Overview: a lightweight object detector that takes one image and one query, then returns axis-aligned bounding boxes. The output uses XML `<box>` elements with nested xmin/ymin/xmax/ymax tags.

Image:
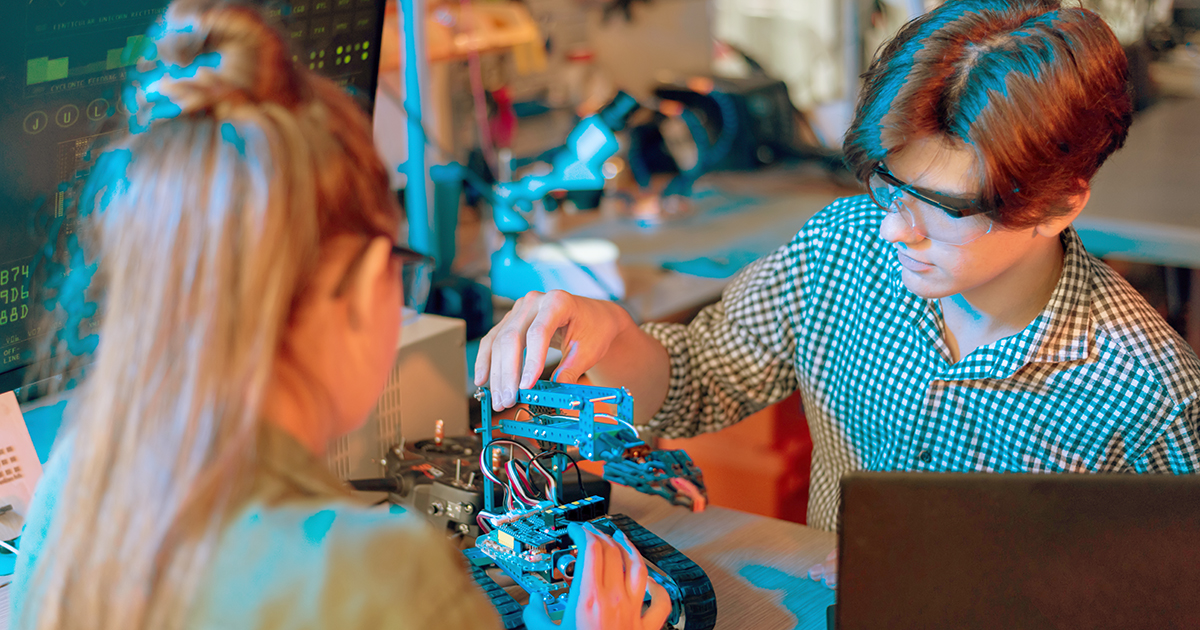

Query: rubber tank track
<box><xmin>463</xmin><ymin>547</ymin><xmax>527</xmax><ymax>630</ymax></box>
<box><xmin>608</xmin><ymin>513</ymin><xmax>718</xmax><ymax>630</ymax></box>
<box><xmin>463</xmin><ymin>516</ymin><xmax>717</xmax><ymax>630</ymax></box>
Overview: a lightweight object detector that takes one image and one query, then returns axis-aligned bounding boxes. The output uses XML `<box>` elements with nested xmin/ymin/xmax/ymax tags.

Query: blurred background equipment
<box><xmin>0</xmin><ymin>0</ymin><xmax>456</xmax><ymax>492</ymax></box>
<box><xmin>328</xmin><ymin>312</ymin><xmax>469</xmax><ymax>481</ymax></box>
<box><xmin>0</xmin><ymin>0</ymin><xmax>389</xmax><ymax>396</ymax></box>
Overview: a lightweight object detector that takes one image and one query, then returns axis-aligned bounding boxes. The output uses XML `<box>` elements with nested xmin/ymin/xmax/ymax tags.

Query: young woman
<box><xmin>11</xmin><ymin>1</ymin><xmax>668</xmax><ymax>628</ymax></box>
<box><xmin>475</xmin><ymin>0</ymin><xmax>1200</xmax><ymax>588</ymax></box>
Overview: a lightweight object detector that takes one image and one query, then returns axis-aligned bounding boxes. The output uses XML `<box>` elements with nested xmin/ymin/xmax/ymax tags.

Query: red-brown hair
<box><xmin>844</xmin><ymin>0</ymin><xmax>1132</xmax><ymax>228</ymax></box>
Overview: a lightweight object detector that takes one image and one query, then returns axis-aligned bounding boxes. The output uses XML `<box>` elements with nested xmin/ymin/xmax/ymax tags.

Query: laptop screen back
<box><xmin>837</xmin><ymin>472</ymin><xmax>1200</xmax><ymax>630</ymax></box>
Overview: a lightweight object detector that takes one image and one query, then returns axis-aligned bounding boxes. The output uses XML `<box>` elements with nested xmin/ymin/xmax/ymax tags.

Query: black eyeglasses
<box><xmin>867</xmin><ymin>163</ymin><xmax>995</xmax><ymax>246</ymax></box>
<box><xmin>393</xmin><ymin>245</ymin><xmax>434</xmax><ymax>314</ymax></box>
<box><xmin>869</xmin><ymin>163</ymin><xmax>989</xmax><ymax>219</ymax></box>
<box><xmin>333</xmin><ymin>242</ymin><xmax>435</xmax><ymax>314</ymax></box>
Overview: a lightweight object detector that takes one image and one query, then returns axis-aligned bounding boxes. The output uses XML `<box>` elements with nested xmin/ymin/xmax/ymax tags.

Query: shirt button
<box><xmin>917</xmin><ymin>449</ymin><xmax>932</xmax><ymax>464</ymax></box>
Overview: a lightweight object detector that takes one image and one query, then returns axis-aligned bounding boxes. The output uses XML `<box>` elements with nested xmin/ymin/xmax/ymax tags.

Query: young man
<box><xmin>475</xmin><ymin>0</ymin><xmax>1200</xmax><ymax>588</ymax></box>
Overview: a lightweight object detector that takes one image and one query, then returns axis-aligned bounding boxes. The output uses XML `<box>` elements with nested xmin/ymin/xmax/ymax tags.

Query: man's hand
<box><xmin>807</xmin><ymin>548</ymin><xmax>838</xmax><ymax>589</ymax></box>
<box><xmin>523</xmin><ymin>522</ymin><xmax>672</xmax><ymax>630</ymax></box>
<box><xmin>475</xmin><ymin>290</ymin><xmax>634</xmax><ymax>411</ymax></box>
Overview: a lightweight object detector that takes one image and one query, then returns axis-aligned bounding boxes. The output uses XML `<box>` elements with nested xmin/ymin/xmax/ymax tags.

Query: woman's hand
<box><xmin>806</xmin><ymin>547</ymin><xmax>838</xmax><ymax>589</ymax></box>
<box><xmin>523</xmin><ymin>522</ymin><xmax>672</xmax><ymax>630</ymax></box>
<box><xmin>475</xmin><ymin>290</ymin><xmax>635</xmax><ymax>411</ymax></box>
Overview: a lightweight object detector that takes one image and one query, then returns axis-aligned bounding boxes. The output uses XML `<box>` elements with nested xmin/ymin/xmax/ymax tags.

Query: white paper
<box><xmin>0</xmin><ymin>392</ymin><xmax>43</xmax><ymax>541</ymax></box>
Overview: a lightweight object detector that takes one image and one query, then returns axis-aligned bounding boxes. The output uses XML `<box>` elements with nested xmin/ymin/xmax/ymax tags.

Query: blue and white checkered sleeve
<box><xmin>639</xmin><ymin>228</ymin><xmax>819</xmax><ymax>439</ymax></box>
<box><xmin>1140</xmin><ymin>399</ymin><xmax>1200</xmax><ymax>473</ymax></box>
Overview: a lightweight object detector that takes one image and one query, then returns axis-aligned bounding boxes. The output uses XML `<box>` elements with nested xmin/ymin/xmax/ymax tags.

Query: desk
<box><xmin>609</xmin><ymin>484</ymin><xmax>837</xmax><ymax>630</ymax></box>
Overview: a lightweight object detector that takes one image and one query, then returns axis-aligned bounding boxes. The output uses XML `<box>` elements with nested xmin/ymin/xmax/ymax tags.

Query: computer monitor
<box><xmin>0</xmin><ymin>0</ymin><xmax>388</xmax><ymax>395</ymax></box>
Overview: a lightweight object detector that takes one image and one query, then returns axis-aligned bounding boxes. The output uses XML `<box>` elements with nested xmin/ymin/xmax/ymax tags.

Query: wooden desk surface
<box><xmin>609</xmin><ymin>484</ymin><xmax>838</xmax><ymax>630</ymax></box>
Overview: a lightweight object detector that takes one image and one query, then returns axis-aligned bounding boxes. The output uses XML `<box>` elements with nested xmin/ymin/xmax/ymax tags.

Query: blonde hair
<box><xmin>21</xmin><ymin>1</ymin><xmax>398</xmax><ymax>628</ymax></box>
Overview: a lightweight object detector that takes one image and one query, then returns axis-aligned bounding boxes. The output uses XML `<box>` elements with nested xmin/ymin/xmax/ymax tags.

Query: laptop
<box><xmin>832</xmin><ymin>472</ymin><xmax>1200</xmax><ymax>630</ymax></box>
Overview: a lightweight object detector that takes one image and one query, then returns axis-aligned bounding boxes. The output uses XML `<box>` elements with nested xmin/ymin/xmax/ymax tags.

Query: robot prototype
<box><xmin>465</xmin><ymin>380</ymin><xmax>716</xmax><ymax>630</ymax></box>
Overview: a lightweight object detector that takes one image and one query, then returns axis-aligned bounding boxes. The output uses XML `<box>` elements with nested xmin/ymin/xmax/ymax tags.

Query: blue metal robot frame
<box><xmin>475</xmin><ymin>379</ymin><xmax>643</xmax><ymax>514</ymax></box>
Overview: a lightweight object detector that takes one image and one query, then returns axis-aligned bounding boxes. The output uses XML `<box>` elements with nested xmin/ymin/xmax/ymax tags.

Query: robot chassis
<box><xmin>466</xmin><ymin>380</ymin><xmax>717</xmax><ymax>630</ymax></box>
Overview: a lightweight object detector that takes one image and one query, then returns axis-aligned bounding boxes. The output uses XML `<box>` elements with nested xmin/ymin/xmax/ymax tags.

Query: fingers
<box><xmin>668</xmin><ymin>477</ymin><xmax>707</xmax><ymax>513</ymax></box>
<box><xmin>570</xmin><ymin>523</ymin><xmax>672</xmax><ymax>630</ymax></box>
<box><xmin>479</xmin><ymin>291</ymin><xmax>581</xmax><ymax>410</ymax></box>
<box><xmin>643</xmin><ymin>579</ymin><xmax>672</xmax><ymax>630</ymax></box>
<box><xmin>588</xmin><ymin>524</ymin><xmax>625</xmax><ymax>595</ymax></box>
<box><xmin>821</xmin><ymin>554</ymin><xmax>838</xmax><ymax>589</ymax></box>
<box><xmin>473</xmin><ymin>327</ymin><xmax>494</xmax><ymax>387</ymax></box>
<box><xmin>613</xmin><ymin>529</ymin><xmax>648</xmax><ymax>603</ymax></box>
<box><xmin>806</xmin><ymin>548</ymin><xmax>839</xmax><ymax>590</ymax></box>
<box><xmin>489</xmin><ymin>329</ymin><xmax>523</xmax><ymax>410</ymax></box>
<box><xmin>477</xmin><ymin>291</ymin><xmax>627</xmax><ymax>407</ymax></box>
<box><xmin>565</xmin><ymin>522</ymin><xmax>595</xmax><ymax>610</ymax></box>
<box><xmin>522</xmin><ymin>597</ymin><xmax>560</xmax><ymax>630</ymax></box>
<box><xmin>806</xmin><ymin>561</ymin><xmax>825</xmax><ymax>581</ymax></box>
<box><xmin>484</xmin><ymin>293</ymin><xmax>544</xmax><ymax>410</ymax></box>
<box><xmin>522</xmin><ymin>307</ymin><xmax>559</xmax><ymax>389</ymax></box>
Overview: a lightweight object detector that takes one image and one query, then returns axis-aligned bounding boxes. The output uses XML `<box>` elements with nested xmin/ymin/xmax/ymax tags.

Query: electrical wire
<box><xmin>532</xmin><ymin>449</ymin><xmax>586</xmax><ymax>499</ymax></box>
<box><xmin>507</xmin><ymin>459</ymin><xmax>538</xmax><ymax>506</ymax></box>
<box><xmin>0</xmin><ymin>540</ymin><xmax>18</xmax><ymax>556</ymax></box>
<box><xmin>478</xmin><ymin>444</ymin><xmax>513</xmax><ymax>510</ymax></box>
<box><xmin>461</xmin><ymin>0</ymin><xmax>497</xmax><ymax>173</ymax></box>
<box><xmin>480</xmin><ymin>438</ymin><xmax>559</xmax><ymax>511</ymax></box>
<box><xmin>596</xmin><ymin>412</ymin><xmax>639</xmax><ymax>438</ymax></box>
<box><xmin>544</xmin><ymin>412</ymin><xmax>638</xmax><ymax>440</ymax></box>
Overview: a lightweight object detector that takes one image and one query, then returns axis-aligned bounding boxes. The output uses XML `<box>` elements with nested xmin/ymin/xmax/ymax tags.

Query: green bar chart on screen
<box><xmin>26</xmin><ymin>35</ymin><xmax>147</xmax><ymax>86</ymax></box>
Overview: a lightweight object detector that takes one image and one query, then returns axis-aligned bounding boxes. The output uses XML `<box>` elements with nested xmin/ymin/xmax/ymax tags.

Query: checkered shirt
<box><xmin>642</xmin><ymin>195</ymin><xmax>1200</xmax><ymax>531</ymax></box>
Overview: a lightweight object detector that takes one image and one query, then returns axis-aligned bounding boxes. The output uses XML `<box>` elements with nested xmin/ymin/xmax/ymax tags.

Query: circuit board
<box><xmin>468</xmin><ymin>381</ymin><xmax>717</xmax><ymax>629</ymax></box>
<box><xmin>475</xmin><ymin>496</ymin><xmax>606</xmax><ymax>612</ymax></box>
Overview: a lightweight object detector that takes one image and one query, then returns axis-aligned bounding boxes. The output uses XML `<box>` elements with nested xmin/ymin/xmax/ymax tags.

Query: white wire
<box><xmin>596</xmin><ymin>412</ymin><xmax>639</xmax><ymax>437</ymax></box>
<box><xmin>0</xmin><ymin>540</ymin><xmax>18</xmax><ymax>555</ymax></box>
<box><xmin>550</xmin><ymin>410</ymin><xmax>635</xmax><ymax>436</ymax></box>
<box><xmin>507</xmin><ymin>459</ymin><xmax>540</xmax><ymax>506</ymax></box>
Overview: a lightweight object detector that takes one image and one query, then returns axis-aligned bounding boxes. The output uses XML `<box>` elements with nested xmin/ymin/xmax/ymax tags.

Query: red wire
<box><xmin>460</xmin><ymin>0</ymin><xmax>496</xmax><ymax>172</ymax></box>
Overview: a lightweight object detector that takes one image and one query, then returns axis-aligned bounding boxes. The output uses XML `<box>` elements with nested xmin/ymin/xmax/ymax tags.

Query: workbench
<box><xmin>610</xmin><ymin>483</ymin><xmax>837</xmax><ymax>630</ymax></box>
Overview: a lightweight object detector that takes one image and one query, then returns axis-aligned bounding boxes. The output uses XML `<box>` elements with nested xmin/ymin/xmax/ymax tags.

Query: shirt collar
<box><xmin>996</xmin><ymin>226</ymin><xmax>1093</xmax><ymax>373</ymax></box>
<box><xmin>256</xmin><ymin>424</ymin><xmax>357</xmax><ymax>504</ymax></box>
<box><xmin>886</xmin><ymin>226</ymin><xmax>1094</xmax><ymax>380</ymax></box>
